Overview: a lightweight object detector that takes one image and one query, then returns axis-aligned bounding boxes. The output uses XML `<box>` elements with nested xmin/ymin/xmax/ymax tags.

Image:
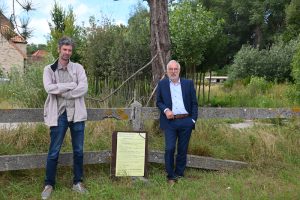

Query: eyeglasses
<box><xmin>167</xmin><ymin>68</ymin><xmax>179</xmax><ymax>72</ymax></box>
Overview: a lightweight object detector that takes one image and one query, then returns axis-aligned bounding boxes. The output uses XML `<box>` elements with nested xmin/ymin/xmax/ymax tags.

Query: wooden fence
<box><xmin>1</xmin><ymin>101</ymin><xmax>299</xmax><ymax>172</ymax></box>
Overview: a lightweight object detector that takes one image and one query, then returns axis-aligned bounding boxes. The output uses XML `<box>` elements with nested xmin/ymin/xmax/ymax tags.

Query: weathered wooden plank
<box><xmin>0</xmin><ymin>109</ymin><xmax>44</xmax><ymax>123</ymax></box>
<box><xmin>141</xmin><ymin>107</ymin><xmax>300</xmax><ymax>120</ymax></box>
<box><xmin>0</xmin><ymin>108</ymin><xmax>132</xmax><ymax>123</ymax></box>
<box><xmin>198</xmin><ymin>107</ymin><xmax>300</xmax><ymax>119</ymax></box>
<box><xmin>87</xmin><ymin>108</ymin><xmax>132</xmax><ymax>121</ymax></box>
<box><xmin>149</xmin><ymin>150</ymin><xmax>247</xmax><ymax>170</ymax></box>
<box><xmin>0</xmin><ymin>107</ymin><xmax>299</xmax><ymax>123</ymax></box>
<box><xmin>141</xmin><ymin>107</ymin><xmax>160</xmax><ymax>120</ymax></box>
<box><xmin>0</xmin><ymin>151</ymin><xmax>112</xmax><ymax>171</ymax></box>
<box><xmin>0</xmin><ymin>151</ymin><xmax>247</xmax><ymax>172</ymax></box>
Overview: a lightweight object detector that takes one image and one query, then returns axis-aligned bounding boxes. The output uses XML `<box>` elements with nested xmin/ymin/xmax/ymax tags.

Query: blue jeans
<box><xmin>44</xmin><ymin>111</ymin><xmax>85</xmax><ymax>186</ymax></box>
<box><xmin>164</xmin><ymin>117</ymin><xmax>193</xmax><ymax>180</ymax></box>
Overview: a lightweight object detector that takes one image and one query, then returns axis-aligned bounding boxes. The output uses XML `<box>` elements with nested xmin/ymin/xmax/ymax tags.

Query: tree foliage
<box><xmin>291</xmin><ymin>40</ymin><xmax>300</xmax><ymax>102</ymax></box>
<box><xmin>229</xmin><ymin>38</ymin><xmax>299</xmax><ymax>82</ymax></box>
<box><xmin>81</xmin><ymin>5</ymin><xmax>151</xmax><ymax>95</ymax></box>
<box><xmin>83</xmin><ymin>19</ymin><xmax>118</xmax><ymax>79</ymax></box>
<box><xmin>283</xmin><ymin>0</ymin><xmax>300</xmax><ymax>42</ymax></box>
<box><xmin>47</xmin><ymin>1</ymin><xmax>85</xmax><ymax>62</ymax></box>
<box><xmin>198</xmin><ymin>0</ymin><xmax>291</xmax><ymax>66</ymax></box>
<box><xmin>26</xmin><ymin>43</ymin><xmax>47</xmax><ymax>55</ymax></box>
<box><xmin>169</xmin><ymin>0</ymin><xmax>223</xmax><ymax>70</ymax></box>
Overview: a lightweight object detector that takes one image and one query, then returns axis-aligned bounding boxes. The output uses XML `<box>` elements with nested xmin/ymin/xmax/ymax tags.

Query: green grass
<box><xmin>0</xmin><ymin>118</ymin><xmax>299</xmax><ymax>199</ymax></box>
<box><xmin>1</xmin><ymin>165</ymin><xmax>299</xmax><ymax>199</ymax></box>
<box><xmin>0</xmin><ymin>98</ymin><xmax>14</xmax><ymax>109</ymax></box>
<box><xmin>204</xmin><ymin>81</ymin><xmax>299</xmax><ymax>108</ymax></box>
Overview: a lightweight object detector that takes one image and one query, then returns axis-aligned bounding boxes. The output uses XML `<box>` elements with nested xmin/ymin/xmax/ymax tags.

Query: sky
<box><xmin>2</xmin><ymin>0</ymin><xmax>148</xmax><ymax>44</ymax></box>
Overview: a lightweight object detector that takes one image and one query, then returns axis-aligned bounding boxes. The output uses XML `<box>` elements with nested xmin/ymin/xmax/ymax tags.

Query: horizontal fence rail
<box><xmin>0</xmin><ymin>108</ymin><xmax>132</xmax><ymax>123</ymax></box>
<box><xmin>0</xmin><ymin>107</ymin><xmax>299</xmax><ymax>123</ymax></box>
<box><xmin>0</xmin><ymin>151</ymin><xmax>247</xmax><ymax>172</ymax></box>
<box><xmin>1</xmin><ymin>103</ymin><xmax>299</xmax><ymax>172</ymax></box>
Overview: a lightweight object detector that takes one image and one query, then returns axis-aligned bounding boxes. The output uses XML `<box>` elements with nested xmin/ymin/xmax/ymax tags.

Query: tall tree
<box><xmin>82</xmin><ymin>17</ymin><xmax>116</xmax><ymax>94</ymax></box>
<box><xmin>146</xmin><ymin>0</ymin><xmax>171</xmax><ymax>87</ymax></box>
<box><xmin>199</xmin><ymin>0</ymin><xmax>290</xmax><ymax>61</ymax></box>
<box><xmin>113</xmin><ymin>0</ymin><xmax>171</xmax><ymax>87</ymax></box>
<box><xmin>48</xmin><ymin>1</ymin><xmax>84</xmax><ymax>62</ymax></box>
<box><xmin>169</xmin><ymin>0</ymin><xmax>223</xmax><ymax>72</ymax></box>
<box><xmin>125</xmin><ymin>4</ymin><xmax>151</xmax><ymax>75</ymax></box>
<box><xmin>283</xmin><ymin>0</ymin><xmax>300</xmax><ymax>42</ymax></box>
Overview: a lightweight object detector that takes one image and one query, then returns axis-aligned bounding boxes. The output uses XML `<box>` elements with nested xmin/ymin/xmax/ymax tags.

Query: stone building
<box><xmin>0</xmin><ymin>12</ymin><xmax>27</xmax><ymax>76</ymax></box>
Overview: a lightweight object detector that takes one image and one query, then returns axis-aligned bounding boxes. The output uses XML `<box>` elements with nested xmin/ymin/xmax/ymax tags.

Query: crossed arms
<box><xmin>43</xmin><ymin>66</ymin><xmax>88</xmax><ymax>99</ymax></box>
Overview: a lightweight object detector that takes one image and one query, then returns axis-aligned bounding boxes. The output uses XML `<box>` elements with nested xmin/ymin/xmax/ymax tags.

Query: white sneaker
<box><xmin>41</xmin><ymin>185</ymin><xmax>53</xmax><ymax>200</ymax></box>
<box><xmin>72</xmin><ymin>182</ymin><xmax>88</xmax><ymax>194</ymax></box>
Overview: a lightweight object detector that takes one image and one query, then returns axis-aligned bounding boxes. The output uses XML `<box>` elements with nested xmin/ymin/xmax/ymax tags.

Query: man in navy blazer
<box><xmin>156</xmin><ymin>60</ymin><xmax>198</xmax><ymax>185</ymax></box>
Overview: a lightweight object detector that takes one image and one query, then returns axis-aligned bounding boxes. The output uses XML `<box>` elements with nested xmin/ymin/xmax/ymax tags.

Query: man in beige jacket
<box><xmin>41</xmin><ymin>37</ymin><xmax>88</xmax><ymax>199</ymax></box>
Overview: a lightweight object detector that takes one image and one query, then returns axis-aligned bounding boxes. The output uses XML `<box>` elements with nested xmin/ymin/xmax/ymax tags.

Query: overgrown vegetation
<box><xmin>1</xmin><ymin>1</ymin><xmax>300</xmax><ymax>199</ymax></box>
<box><xmin>1</xmin><ymin>70</ymin><xmax>299</xmax><ymax>108</ymax></box>
<box><xmin>0</xmin><ymin>64</ymin><xmax>47</xmax><ymax>108</ymax></box>
<box><xmin>292</xmin><ymin>42</ymin><xmax>300</xmax><ymax>104</ymax></box>
<box><xmin>0</xmin><ymin>118</ymin><xmax>299</xmax><ymax>199</ymax></box>
<box><xmin>206</xmin><ymin>77</ymin><xmax>298</xmax><ymax>107</ymax></box>
<box><xmin>228</xmin><ymin>38</ymin><xmax>300</xmax><ymax>82</ymax></box>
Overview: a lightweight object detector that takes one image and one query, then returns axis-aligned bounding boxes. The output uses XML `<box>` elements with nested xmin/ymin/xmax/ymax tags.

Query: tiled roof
<box><xmin>0</xmin><ymin>25</ymin><xmax>27</xmax><ymax>43</ymax></box>
<box><xmin>32</xmin><ymin>50</ymin><xmax>48</xmax><ymax>57</ymax></box>
<box><xmin>10</xmin><ymin>35</ymin><xmax>27</xmax><ymax>43</ymax></box>
<box><xmin>0</xmin><ymin>25</ymin><xmax>27</xmax><ymax>59</ymax></box>
<box><xmin>0</xmin><ymin>12</ymin><xmax>14</xmax><ymax>28</ymax></box>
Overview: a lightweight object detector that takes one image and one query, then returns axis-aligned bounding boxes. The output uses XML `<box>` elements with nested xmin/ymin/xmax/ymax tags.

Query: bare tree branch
<box><xmin>15</xmin><ymin>0</ymin><xmax>35</xmax><ymax>12</ymax></box>
<box><xmin>86</xmin><ymin>54</ymin><xmax>158</xmax><ymax>103</ymax></box>
<box><xmin>10</xmin><ymin>0</ymin><xmax>34</xmax><ymax>39</ymax></box>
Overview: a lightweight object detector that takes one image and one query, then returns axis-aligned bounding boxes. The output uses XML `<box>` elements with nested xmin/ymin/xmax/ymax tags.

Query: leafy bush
<box><xmin>229</xmin><ymin>38</ymin><xmax>299</xmax><ymax>82</ymax></box>
<box><xmin>0</xmin><ymin>64</ymin><xmax>47</xmax><ymax>108</ymax></box>
<box><xmin>291</xmin><ymin>41</ymin><xmax>300</xmax><ymax>103</ymax></box>
<box><xmin>207</xmin><ymin>81</ymin><xmax>298</xmax><ymax>108</ymax></box>
<box><xmin>248</xmin><ymin>76</ymin><xmax>271</xmax><ymax>95</ymax></box>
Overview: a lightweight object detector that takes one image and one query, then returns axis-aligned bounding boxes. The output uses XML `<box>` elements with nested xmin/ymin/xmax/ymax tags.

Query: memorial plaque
<box><xmin>111</xmin><ymin>131</ymin><xmax>148</xmax><ymax>177</ymax></box>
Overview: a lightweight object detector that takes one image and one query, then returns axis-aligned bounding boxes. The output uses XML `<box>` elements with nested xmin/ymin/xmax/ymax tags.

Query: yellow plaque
<box><xmin>111</xmin><ymin>131</ymin><xmax>148</xmax><ymax>177</ymax></box>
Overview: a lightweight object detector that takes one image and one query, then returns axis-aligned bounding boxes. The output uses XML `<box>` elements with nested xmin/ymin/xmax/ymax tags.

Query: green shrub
<box><xmin>229</xmin><ymin>38</ymin><xmax>299</xmax><ymax>82</ymax></box>
<box><xmin>247</xmin><ymin>76</ymin><xmax>271</xmax><ymax>95</ymax></box>
<box><xmin>207</xmin><ymin>81</ymin><xmax>298</xmax><ymax>107</ymax></box>
<box><xmin>0</xmin><ymin>64</ymin><xmax>47</xmax><ymax>108</ymax></box>
<box><xmin>285</xmin><ymin>84</ymin><xmax>298</xmax><ymax>104</ymax></box>
<box><xmin>291</xmin><ymin>41</ymin><xmax>300</xmax><ymax>103</ymax></box>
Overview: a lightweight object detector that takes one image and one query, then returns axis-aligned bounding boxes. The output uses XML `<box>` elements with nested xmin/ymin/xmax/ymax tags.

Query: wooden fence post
<box><xmin>130</xmin><ymin>101</ymin><xmax>143</xmax><ymax>131</ymax></box>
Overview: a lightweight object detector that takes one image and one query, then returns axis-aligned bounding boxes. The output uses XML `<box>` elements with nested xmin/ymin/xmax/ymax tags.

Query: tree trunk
<box><xmin>208</xmin><ymin>70</ymin><xmax>212</xmax><ymax>104</ymax></box>
<box><xmin>202</xmin><ymin>73</ymin><xmax>205</xmax><ymax>106</ymax></box>
<box><xmin>95</xmin><ymin>76</ymin><xmax>99</xmax><ymax>95</ymax></box>
<box><xmin>197</xmin><ymin>72</ymin><xmax>202</xmax><ymax>104</ymax></box>
<box><xmin>254</xmin><ymin>25</ymin><xmax>262</xmax><ymax>49</ymax></box>
<box><xmin>147</xmin><ymin>0</ymin><xmax>171</xmax><ymax>87</ymax></box>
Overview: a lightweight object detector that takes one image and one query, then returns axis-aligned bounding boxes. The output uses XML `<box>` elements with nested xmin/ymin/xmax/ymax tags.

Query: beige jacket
<box><xmin>43</xmin><ymin>60</ymin><xmax>88</xmax><ymax>126</ymax></box>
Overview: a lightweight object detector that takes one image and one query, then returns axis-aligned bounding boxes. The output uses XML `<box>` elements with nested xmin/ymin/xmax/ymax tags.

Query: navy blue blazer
<box><xmin>156</xmin><ymin>78</ymin><xmax>198</xmax><ymax>129</ymax></box>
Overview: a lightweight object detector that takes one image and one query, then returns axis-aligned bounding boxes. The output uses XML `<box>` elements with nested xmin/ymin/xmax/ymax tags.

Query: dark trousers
<box><xmin>164</xmin><ymin>117</ymin><xmax>193</xmax><ymax>180</ymax></box>
<box><xmin>44</xmin><ymin>111</ymin><xmax>85</xmax><ymax>186</ymax></box>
